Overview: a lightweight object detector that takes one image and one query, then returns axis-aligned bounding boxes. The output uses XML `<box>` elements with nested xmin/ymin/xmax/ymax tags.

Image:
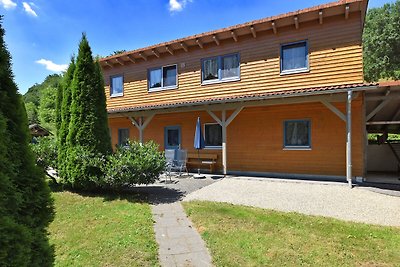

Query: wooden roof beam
<box><xmin>104</xmin><ymin>61</ymin><xmax>113</xmax><ymax>68</ymax></box>
<box><xmin>152</xmin><ymin>49</ymin><xmax>160</xmax><ymax>58</ymax></box>
<box><xmin>139</xmin><ymin>52</ymin><xmax>147</xmax><ymax>61</ymax></box>
<box><xmin>294</xmin><ymin>16</ymin><xmax>299</xmax><ymax>29</ymax></box>
<box><xmin>180</xmin><ymin>42</ymin><xmax>188</xmax><ymax>52</ymax></box>
<box><xmin>196</xmin><ymin>38</ymin><xmax>204</xmax><ymax>49</ymax></box>
<box><xmin>231</xmin><ymin>31</ymin><xmax>238</xmax><ymax>42</ymax></box>
<box><xmin>271</xmin><ymin>21</ymin><xmax>277</xmax><ymax>35</ymax></box>
<box><xmin>115</xmin><ymin>58</ymin><xmax>124</xmax><ymax>66</ymax></box>
<box><xmin>165</xmin><ymin>45</ymin><xmax>174</xmax><ymax>55</ymax></box>
<box><xmin>127</xmin><ymin>55</ymin><xmax>135</xmax><ymax>63</ymax></box>
<box><xmin>345</xmin><ymin>4</ymin><xmax>350</xmax><ymax>19</ymax></box>
<box><xmin>213</xmin><ymin>35</ymin><xmax>220</xmax><ymax>45</ymax></box>
<box><xmin>319</xmin><ymin>10</ymin><xmax>323</xmax><ymax>24</ymax></box>
<box><xmin>250</xmin><ymin>26</ymin><xmax>256</xmax><ymax>38</ymax></box>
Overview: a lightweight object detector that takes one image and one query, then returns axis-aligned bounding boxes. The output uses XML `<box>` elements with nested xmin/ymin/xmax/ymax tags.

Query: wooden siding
<box><xmin>103</xmin><ymin>13</ymin><xmax>364</xmax><ymax>110</ymax></box>
<box><xmin>108</xmin><ymin>96</ymin><xmax>365</xmax><ymax>177</ymax></box>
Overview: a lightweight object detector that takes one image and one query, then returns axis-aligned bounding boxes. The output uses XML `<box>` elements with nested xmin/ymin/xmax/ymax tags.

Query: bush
<box><xmin>103</xmin><ymin>141</ymin><xmax>166</xmax><ymax>188</ymax></box>
<box><xmin>30</xmin><ymin>136</ymin><xmax>58</xmax><ymax>170</ymax></box>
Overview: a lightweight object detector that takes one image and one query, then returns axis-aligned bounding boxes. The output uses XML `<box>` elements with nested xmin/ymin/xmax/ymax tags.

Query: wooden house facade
<box><xmin>100</xmin><ymin>0</ymin><xmax>398</xmax><ymax>185</ymax></box>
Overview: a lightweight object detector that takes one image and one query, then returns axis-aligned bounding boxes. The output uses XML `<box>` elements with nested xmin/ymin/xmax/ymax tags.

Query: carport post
<box><xmin>346</xmin><ymin>90</ymin><xmax>353</xmax><ymax>188</ymax></box>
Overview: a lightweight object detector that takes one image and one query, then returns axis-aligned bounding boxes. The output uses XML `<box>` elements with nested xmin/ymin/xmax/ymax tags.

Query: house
<box><xmin>99</xmin><ymin>0</ymin><xmax>400</xmax><ymax>185</ymax></box>
<box><xmin>29</xmin><ymin>123</ymin><xmax>51</xmax><ymax>137</ymax></box>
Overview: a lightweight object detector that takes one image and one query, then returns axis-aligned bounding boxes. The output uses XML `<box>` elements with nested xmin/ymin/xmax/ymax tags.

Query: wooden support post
<box><xmin>366</xmin><ymin>90</ymin><xmax>391</xmax><ymax>121</ymax></box>
<box><xmin>222</xmin><ymin>110</ymin><xmax>227</xmax><ymax>176</ymax></box>
<box><xmin>346</xmin><ymin>90</ymin><xmax>352</xmax><ymax>188</ymax></box>
<box><xmin>129</xmin><ymin>114</ymin><xmax>154</xmax><ymax>144</ymax></box>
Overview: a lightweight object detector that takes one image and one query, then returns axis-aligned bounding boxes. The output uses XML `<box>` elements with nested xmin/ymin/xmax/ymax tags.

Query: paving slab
<box><xmin>152</xmin><ymin>202</ymin><xmax>212</xmax><ymax>267</ymax></box>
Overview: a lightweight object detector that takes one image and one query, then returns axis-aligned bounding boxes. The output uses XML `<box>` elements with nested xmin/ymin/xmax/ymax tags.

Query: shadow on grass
<box><xmin>51</xmin><ymin>183</ymin><xmax>185</xmax><ymax>205</ymax></box>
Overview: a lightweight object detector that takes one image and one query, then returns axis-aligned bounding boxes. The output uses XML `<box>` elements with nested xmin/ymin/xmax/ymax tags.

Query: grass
<box><xmin>49</xmin><ymin>191</ymin><xmax>159</xmax><ymax>267</ymax></box>
<box><xmin>183</xmin><ymin>201</ymin><xmax>400</xmax><ymax>267</ymax></box>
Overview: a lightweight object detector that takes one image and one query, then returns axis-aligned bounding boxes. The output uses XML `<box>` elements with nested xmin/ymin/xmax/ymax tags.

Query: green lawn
<box><xmin>49</xmin><ymin>191</ymin><xmax>159</xmax><ymax>267</ymax></box>
<box><xmin>183</xmin><ymin>201</ymin><xmax>400</xmax><ymax>267</ymax></box>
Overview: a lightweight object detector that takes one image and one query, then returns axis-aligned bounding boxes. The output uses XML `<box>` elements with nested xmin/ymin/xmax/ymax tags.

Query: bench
<box><xmin>187</xmin><ymin>153</ymin><xmax>218</xmax><ymax>173</ymax></box>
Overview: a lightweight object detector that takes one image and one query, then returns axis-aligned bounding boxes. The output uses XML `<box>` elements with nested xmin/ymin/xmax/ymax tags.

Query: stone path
<box><xmin>152</xmin><ymin>202</ymin><xmax>212</xmax><ymax>267</ymax></box>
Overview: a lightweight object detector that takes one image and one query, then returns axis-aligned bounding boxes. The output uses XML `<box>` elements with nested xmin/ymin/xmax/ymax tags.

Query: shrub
<box><xmin>30</xmin><ymin>136</ymin><xmax>58</xmax><ymax>170</ymax></box>
<box><xmin>103</xmin><ymin>141</ymin><xmax>166</xmax><ymax>188</ymax></box>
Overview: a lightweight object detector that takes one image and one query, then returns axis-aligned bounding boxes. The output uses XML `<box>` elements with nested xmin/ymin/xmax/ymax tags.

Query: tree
<box><xmin>57</xmin><ymin>58</ymin><xmax>75</xmax><ymax>182</ymax></box>
<box><xmin>25</xmin><ymin>102</ymin><xmax>39</xmax><ymax>124</ymax></box>
<box><xmin>0</xmin><ymin>16</ymin><xmax>54</xmax><ymax>266</ymax></box>
<box><xmin>38</xmin><ymin>86</ymin><xmax>58</xmax><ymax>133</ymax></box>
<box><xmin>65</xmin><ymin>34</ymin><xmax>112</xmax><ymax>189</ymax></box>
<box><xmin>363</xmin><ymin>0</ymin><xmax>400</xmax><ymax>82</ymax></box>
<box><xmin>23</xmin><ymin>74</ymin><xmax>62</xmax><ymax>106</ymax></box>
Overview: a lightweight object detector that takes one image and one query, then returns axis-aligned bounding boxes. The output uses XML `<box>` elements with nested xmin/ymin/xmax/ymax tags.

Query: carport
<box><xmin>365</xmin><ymin>81</ymin><xmax>400</xmax><ymax>184</ymax></box>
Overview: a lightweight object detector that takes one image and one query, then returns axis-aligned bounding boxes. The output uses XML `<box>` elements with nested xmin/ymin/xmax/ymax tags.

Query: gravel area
<box><xmin>184</xmin><ymin>177</ymin><xmax>400</xmax><ymax>226</ymax></box>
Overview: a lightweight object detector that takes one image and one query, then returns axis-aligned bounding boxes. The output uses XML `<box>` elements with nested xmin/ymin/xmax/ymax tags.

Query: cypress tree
<box><xmin>57</xmin><ymin>58</ymin><xmax>75</xmax><ymax>182</ymax></box>
<box><xmin>66</xmin><ymin>34</ymin><xmax>111</xmax><ymax>188</ymax></box>
<box><xmin>0</xmin><ymin>16</ymin><xmax>54</xmax><ymax>266</ymax></box>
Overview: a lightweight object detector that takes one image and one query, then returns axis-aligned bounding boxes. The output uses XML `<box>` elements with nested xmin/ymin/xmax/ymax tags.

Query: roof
<box><xmin>100</xmin><ymin>0</ymin><xmax>368</xmax><ymax>68</ymax></box>
<box><xmin>108</xmin><ymin>82</ymin><xmax>379</xmax><ymax>114</ymax></box>
<box><xmin>29</xmin><ymin>124</ymin><xmax>51</xmax><ymax>137</ymax></box>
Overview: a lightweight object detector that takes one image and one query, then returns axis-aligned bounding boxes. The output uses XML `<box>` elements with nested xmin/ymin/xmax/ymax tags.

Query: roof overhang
<box><xmin>108</xmin><ymin>83</ymin><xmax>379</xmax><ymax>118</ymax></box>
<box><xmin>100</xmin><ymin>0</ymin><xmax>368</xmax><ymax>68</ymax></box>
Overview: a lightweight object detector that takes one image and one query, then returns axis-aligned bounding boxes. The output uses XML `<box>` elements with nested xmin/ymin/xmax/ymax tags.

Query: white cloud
<box><xmin>0</xmin><ymin>0</ymin><xmax>17</xmax><ymax>10</ymax></box>
<box><xmin>22</xmin><ymin>2</ymin><xmax>37</xmax><ymax>17</ymax></box>
<box><xmin>36</xmin><ymin>59</ymin><xmax>68</xmax><ymax>72</ymax></box>
<box><xmin>169</xmin><ymin>0</ymin><xmax>192</xmax><ymax>12</ymax></box>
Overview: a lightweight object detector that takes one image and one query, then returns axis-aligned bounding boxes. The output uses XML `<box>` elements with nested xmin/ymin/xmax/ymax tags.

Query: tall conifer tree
<box><xmin>0</xmin><ymin>16</ymin><xmax>54</xmax><ymax>266</ymax></box>
<box><xmin>66</xmin><ymin>34</ymin><xmax>111</xmax><ymax>188</ymax></box>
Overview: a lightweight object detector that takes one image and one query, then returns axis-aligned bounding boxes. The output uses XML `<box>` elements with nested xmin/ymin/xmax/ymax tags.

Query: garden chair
<box><xmin>164</xmin><ymin>149</ymin><xmax>175</xmax><ymax>183</ymax></box>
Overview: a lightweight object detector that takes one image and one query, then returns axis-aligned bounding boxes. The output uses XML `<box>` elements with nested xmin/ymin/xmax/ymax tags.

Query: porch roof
<box><xmin>108</xmin><ymin>82</ymin><xmax>378</xmax><ymax>115</ymax></box>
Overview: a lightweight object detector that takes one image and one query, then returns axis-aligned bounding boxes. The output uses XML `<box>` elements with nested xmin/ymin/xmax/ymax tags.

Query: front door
<box><xmin>164</xmin><ymin>126</ymin><xmax>181</xmax><ymax>151</ymax></box>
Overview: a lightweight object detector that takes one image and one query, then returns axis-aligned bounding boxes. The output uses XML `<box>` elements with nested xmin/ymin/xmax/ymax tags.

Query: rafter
<box><xmin>139</xmin><ymin>52</ymin><xmax>147</xmax><ymax>61</ymax></box>
<box><xmin>165</xmin><ymin>45</ymin><xmax>174</xmax><ymax>55</ymax></box>
<box><xmin>196</xmin><ymin>38</ymin><xmax>204</xmax><ymax>49</ymax></box>
<box><xmin>231</xmin><ymin>31</ymin><xmax>238</xmax><ymax>42</ymax></box>
<box><xmin>345</xmin><ymin>4</ymin><xmax>349</xmax><ymax>19</ymax></box>
<box><xmin>180</xmin><ymin>42</ymin><xmax>188</xmax><ymax>52</ymax></box>
<box><xmin>294</xmin><ymin>16</ymin><xmax>299</xmax><ymax>29</ymax></box>
<box><xmin>152</xmin><ymin>49</ymin><xmax>160</xmax><ymax>58</ymax></box>
<box><xmin>213</xmin><ymin>35</ymin><xmax>220</xmax><ymax>45</ymax></box>
<box><xmin>250</xmin><ymin>26</ymin><xmax>256</xmax><ymax>38</ymax></box>
<box><xmin>319</xmin><ymin>10</ymin><xmax>323</xmax><ymax>24</ymax></box>
<box><xmin>271</xmin><ymin>21</ymin><xmax>277</xmax><ymax>35</ymax></box>
<box><xmin>127</xmin><ymin>55</ymin><xmax>135</xmax><ymax>63</ymax></box>
<box><xmin>115</xmin><ymin>58</ymin><xmax>124</xmax><ymax>66</ymax></box>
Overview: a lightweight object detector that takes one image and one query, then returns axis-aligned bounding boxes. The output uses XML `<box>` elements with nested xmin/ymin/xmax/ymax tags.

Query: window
<box><xmin>118</xmin><ymin>128</ymin><xmax>129</xmax><ymax>146</ymax></box>
<box><xmin>204</xmin><ymin>123</ymin><xmax>222</xmax><ymax>148</ymax></box>
<box><xmin>164</xmin><ymin>126</ymin><xmax>181</xmax><ymax>149</ymax></box>
<box><xmin>280</xmin><ymin>41</ymin><xmax>308</xmax><ymax>74</ymax></box>
<box><xmin>110</xmin><ymin>75</ymin><xmax>123</xmax><ymax>97</ymax></box>
<box><xmin>202</xmin><ymin>53</ymin><xmax>240</xmax><ymax>83</ymax></box>
<box><xmin>284</xmin><ymin>120</ymin><xmax>311</xmax><ymax>148</ymax></box>
<box><xmin>148</xmin><ymin>65</ymin><xmax>177</xmax><ymax>91</ymax></box>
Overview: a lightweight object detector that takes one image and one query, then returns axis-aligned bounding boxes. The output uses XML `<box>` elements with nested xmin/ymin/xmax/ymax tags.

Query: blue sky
<box><xmin>0</xmin><ymin>0</ymin><xmax>394</xmax><ymax>94</ymax></box>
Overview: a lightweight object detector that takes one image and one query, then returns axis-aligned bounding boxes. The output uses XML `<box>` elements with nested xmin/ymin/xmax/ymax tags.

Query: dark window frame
<box><xmin>204</xmin><ymin>123</ymin><xmax>222</xmax><ymax>149</ymax></box>
<box><xmin>201</xmin><ymin>53</ymin><xmax>240</xmax><ymax>84</ymax></box>
<box><xmin>280</xmin><ymin>40</ymin><xmax>309</xmax><ymax>75</ymax></box>
<box><xmin>118</xmin><ymin>128</ymin><xmax>130</xmax><ymax>147</ymax></box>
<box><xmin>283</xmin><ymin>119</ymin><xmax>311</xmax><ymax>149</ymax></box>
<box><xmin>148</xmin><ymin>64</ymin><xmax>178</xmax><ymax>92</ymax></box>
<box><xmin>110</xmin><ymin>75</ymin><xmax>124</xmax><ymax>97</ymax></box>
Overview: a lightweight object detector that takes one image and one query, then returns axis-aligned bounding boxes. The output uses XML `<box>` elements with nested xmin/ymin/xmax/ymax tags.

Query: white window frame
<box><xmin>110</xmin><ymin>75</ymin><xmax>124</xmax><ymax>97</ymax></box>
<box><xmin>148</xmin><ymin>64</ymin><xmax>178</xmax><ymax>92</ymax></box>
<box><xmin>280</xmin><ymin>40</ymin><xmax>309</xmax><ymax>75</ymax></box>
<box><xmin>204</xmin><ymin>123</ymin><xmax>222</xmax><ymax>149</ymax></box>
<box><xmin>201</xmin><ymin>53</ymin><xmax>240</xmax><ymax>85</ymax></box>
<box><xmin>283</xmin><ymin>119</ymin><xmax>312</xmax><ymax>150</ymax></box>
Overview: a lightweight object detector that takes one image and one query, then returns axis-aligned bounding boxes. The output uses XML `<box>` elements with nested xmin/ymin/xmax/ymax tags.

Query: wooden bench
<box><xmin>187</xmin><ymin>153</ymin><xmax>218</xmax><ymax>173</ymax></box>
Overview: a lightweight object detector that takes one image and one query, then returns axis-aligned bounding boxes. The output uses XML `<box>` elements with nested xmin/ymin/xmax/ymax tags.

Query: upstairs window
<box><xmin>280</xmin><ymin>41</ymin><xmax>308</xmax><ymax>74</ymax></box>
<box><xmin>148</xmin><ymin>64</ymin><xmax>177</xmax><ymax>92</ymax></box>
<box><xmin>110</xmin><ymin>75</ymin><xmax>123</xmax><ymax>97</ymax></box>
<box><xmin>204</xmin><ymin>123</ymin><xmax>222</xmax><ymax>148</ymax></box>
<box><xmin>202</xmin><ymin>53</ymin><xmax>240</xmax><ymax>84</ymax></box>
<box><xmin>284</xmin><ymin>120</ymin><xmax>311</xmax><ymax>149</ymax></box>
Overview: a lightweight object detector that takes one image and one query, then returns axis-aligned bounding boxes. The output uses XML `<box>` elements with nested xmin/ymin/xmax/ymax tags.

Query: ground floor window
<box><xmin>204</xmin><ymin>123</ymin><xmax>222</xmax><ymax>148</ymax></box>
<box><xmin>164</xmin><ymin>126</ymin><xmax>181</xmax><ymax>149</ymax></box>
<box><xmin>118</xmin><ymin>128</ymin><xmax>130</xmax><ymax>146</ymax></box>
<box><xmin>284</xmin><ymin>120</ymin><xmax>311</xmax><ymax>148</ymax></box>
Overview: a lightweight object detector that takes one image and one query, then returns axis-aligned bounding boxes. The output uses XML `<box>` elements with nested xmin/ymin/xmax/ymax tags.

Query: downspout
<box><xmin>346</xmin><ymin>90</ymin><xmax>353</xmax><ymax>188</ymax></box>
